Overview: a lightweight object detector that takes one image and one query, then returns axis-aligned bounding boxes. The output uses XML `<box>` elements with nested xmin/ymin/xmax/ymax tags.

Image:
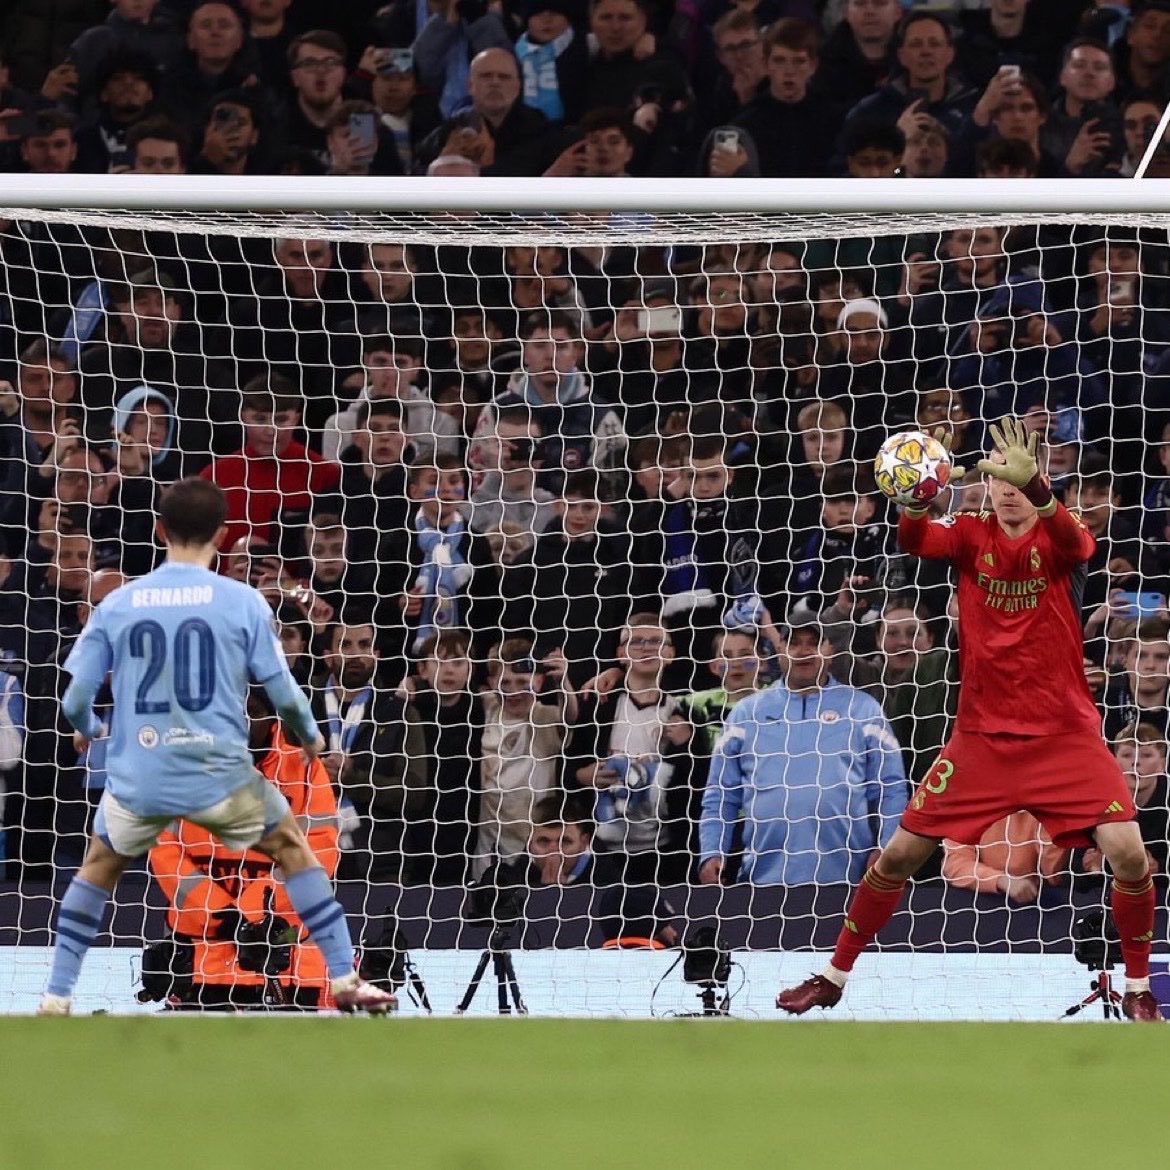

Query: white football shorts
<box><xmin>94</xmin><ymin>772</ymin><xmax>291</xmax><ymax>856</ymax></box>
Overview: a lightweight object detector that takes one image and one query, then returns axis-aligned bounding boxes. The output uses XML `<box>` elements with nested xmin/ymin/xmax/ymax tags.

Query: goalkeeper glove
<box><xmin>975</xmin><ymin>417</ymin><xmax>1053</xmax><ymax>508</ymax></box>
<box><xmin>929</xmin><ymin>426</ymin><xmax>969</xmax><ymax>482</ymax></box>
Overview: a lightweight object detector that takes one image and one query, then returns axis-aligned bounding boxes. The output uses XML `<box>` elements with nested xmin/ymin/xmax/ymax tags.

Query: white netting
<box><xmin>1</xmin><ymin>182</ymin><xmax>1168</xmax><ymax>1017</ymax></box>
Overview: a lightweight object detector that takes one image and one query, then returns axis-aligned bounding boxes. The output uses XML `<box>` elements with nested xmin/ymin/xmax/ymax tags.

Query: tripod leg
<box><xmin>493</xmin><ymin>953</ymin><xmax>510</xmax><ymax>1015</ymax></box>
<box><xmin>410</xmin><ymin>971</ymin><xmax>432</xmax><ymax>1014</ymax></box>
<box><xmin>1100</xmin><ymin>974</ymin><xmax>1123</xmax><ymax>1021</ymax></box>
<box><xmin>500</xmin><ymin>951</ymin><xmax>527</xmax><ymax>1015</ymax></box>
<box><xmin>455</xmin><ymin>950</ymin><xmax>493</xmax><ymax>1014</ymax></box>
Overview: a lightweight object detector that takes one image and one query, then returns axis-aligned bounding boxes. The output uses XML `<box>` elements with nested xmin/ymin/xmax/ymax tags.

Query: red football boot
<box><xmin>776</xmin><ymin>974</ymin><xmax>843</xmax><ymax>1015</ymax></box>
<box><xmin>1122</xmin><ymin>990</ymin><xmax>1165</xmax><ymax>1022</ymax></box>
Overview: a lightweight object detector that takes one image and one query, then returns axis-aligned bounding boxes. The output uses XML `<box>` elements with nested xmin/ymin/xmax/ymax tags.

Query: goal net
<box><xmin>1</xmin><ymin>177</ymin><xmax>1167</xmax><ymax>1018</ymax></box>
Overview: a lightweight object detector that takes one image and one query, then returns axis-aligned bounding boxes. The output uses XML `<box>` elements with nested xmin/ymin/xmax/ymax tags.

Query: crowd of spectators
<box><xmin>1</xmin><ymin>1</ymin><xmax>1170</xmax><ymax>940</ymax></box>
<box><xmin>3</xmin><ymin>1</ymin><xmax>1170</xmax><ymax>180</ymax></box>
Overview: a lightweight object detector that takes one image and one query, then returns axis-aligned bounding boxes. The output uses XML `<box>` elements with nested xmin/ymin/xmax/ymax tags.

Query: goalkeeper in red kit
<box><xmin>777</xmin><ymin>418</ymin><xmax>1163</xmax><ymax>1022</ymax></box>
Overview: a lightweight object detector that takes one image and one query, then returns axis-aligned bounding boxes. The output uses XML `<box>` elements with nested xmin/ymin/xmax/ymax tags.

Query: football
<box><xmin>873</xmin><ymin>429</ymin><xmax>952</xmax><ymax>506</ymax></box>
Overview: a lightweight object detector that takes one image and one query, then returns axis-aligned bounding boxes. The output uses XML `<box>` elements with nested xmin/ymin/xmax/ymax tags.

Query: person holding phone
<box><xmin>194</xmin><ymin>91</ymin><xmax>263</xmax><ymax>175</ymax></box>
<box><xmin>1039</xmin><ymin>38</ymin><xmax>1124</xmax><ymax>176</ymax></box>
<box><xmin>839</xmin><ymin>12</ymin><xmax>977</xmax><ymax>172</ymax></box>
<box><xmin>698</xmin><ymin>125</ymin><xmax>759</xmax><ymax>177</ymax></box>
<box><xmin>323</xmin><ymin>98</ymin><xmax>402</xmax><ymax>175</ymax></box>
<box><xmin>368</xmin><ymin>46</ymin><xmax>441</xmax><ymax>174</ymax></box>
<box><xmin>956</xmin><ymin>3</ymin><xmax>1048</xmax><ymax>89</ymax></box>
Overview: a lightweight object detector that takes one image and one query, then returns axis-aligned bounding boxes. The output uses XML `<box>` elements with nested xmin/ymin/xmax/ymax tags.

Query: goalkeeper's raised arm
<box><xmin>897</xmin><ymin>419</ymin><xmax>1094</xmax><ymax>568</ymax></box>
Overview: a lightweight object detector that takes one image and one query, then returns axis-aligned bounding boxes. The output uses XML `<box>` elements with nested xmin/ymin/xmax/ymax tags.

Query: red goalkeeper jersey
<box><xmin>898</xmin><ymin>506</ymin><xmax>1099</xmax><ymax>738</ymax></box>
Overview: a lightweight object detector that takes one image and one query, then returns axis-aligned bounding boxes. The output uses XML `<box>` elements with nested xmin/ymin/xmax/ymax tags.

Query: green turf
<box><xmin>0</xmin><ymin>1019</ymin><xmax>1163</xmax><ymax>1170</ymax></box>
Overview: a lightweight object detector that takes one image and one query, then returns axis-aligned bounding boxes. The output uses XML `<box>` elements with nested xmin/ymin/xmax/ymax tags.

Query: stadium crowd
<box><xmin>1</xmin><ymin>2</ymin><xmax>1170</xmax><ymax>981</ymax></box>
<box><xmin>2</xmin><ymin>1</ymin><xmax>1170</xmax><ymax>179</ymax></box>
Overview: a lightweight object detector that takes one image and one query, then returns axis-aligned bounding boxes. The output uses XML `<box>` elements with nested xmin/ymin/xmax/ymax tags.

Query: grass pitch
<box><xmin>0</xmin><ymin>1019</ymin><xmax>1164</xmax><ymax>1170</ymax></box>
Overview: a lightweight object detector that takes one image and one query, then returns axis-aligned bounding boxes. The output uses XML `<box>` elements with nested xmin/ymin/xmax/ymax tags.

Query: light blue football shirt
<box><xmin>64</xmin><ymin>562</ymin><xmax>296</xmax><ymax>817</ymax></box>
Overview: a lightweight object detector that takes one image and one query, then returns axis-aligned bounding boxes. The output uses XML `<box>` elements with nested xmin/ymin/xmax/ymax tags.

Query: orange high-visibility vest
<box><xmin>148</xmin><ymin>728</ymin><xmax>340</xmax><ymax>1000</ymax></box>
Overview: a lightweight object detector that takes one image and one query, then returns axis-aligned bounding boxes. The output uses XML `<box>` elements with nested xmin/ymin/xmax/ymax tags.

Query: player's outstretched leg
<box><xmin>777</xmin><ymin>829</ymin><xmax>935</xmax><ymax>1015</ymax></box>
<box><xmin>1096</xmin><ymin>823</ymin><xmax>1164</xmax><ymax>1022</ymax></box>
<box><xmin>257</xmin><ymin>816</ymin><xmax>396</xmax><ymax>1014</ymax></box>
<box><xmin>39</xmin><ymin>836</ymin><xmax>129</xmax><ymax>1015</ymax></box>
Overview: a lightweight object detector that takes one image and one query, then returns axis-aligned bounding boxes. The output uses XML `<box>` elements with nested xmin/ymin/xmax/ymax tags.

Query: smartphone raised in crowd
<box><xmin>348</xmin><ymin>111</ymin><xmax>378</xmax><ymax>154</ymax></box>
<box><xmin>639</xmin><ymin>305</ymin><xmax>683</xmax><ymax>335</ymax></box>
<box><xmin>378</xmin><ymin>48</ymin><xmax>414</xmax><ymax>75</ymax></box>
<box><xmin>1117</xmin><ymin>592</ymin><xmax>1166</xmax><ymax>619</ymax></box>
<box><xmin>712</xmin><ymin>129</ymin><xmax>740</xmax><ymax>154</ymax></box>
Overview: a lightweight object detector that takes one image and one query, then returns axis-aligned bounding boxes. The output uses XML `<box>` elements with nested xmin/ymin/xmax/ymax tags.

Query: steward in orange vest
<box><xmin>145</xmin><ymin>689</ymin><xmax>340</xmax><ymax>1009</ymax></box>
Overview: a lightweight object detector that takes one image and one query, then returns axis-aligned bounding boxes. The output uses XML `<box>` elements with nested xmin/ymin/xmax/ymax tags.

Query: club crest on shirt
<box><xmin>819</xmin><ymin>710</ymin><xmax>840</xmax><ymax>724</ymax></box>
<box><xmin>138</xmin><ymin>726</ymin><xmax>159</xmax><ymax>749</ymax></box>
<box><xmin>1029</xmin><ymin>546</ymin><xmax>1042</xmax><ymax>572</ymax></box>
<box><xmin>982</xmin><ymin>552</ymin><xmax>994</xmax><ymax>566</ymax></box>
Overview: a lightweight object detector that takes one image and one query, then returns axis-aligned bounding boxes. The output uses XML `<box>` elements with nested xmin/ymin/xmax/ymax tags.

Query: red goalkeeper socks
<box><xmin>830</xmin><ymin>866</ymin><xmax>907</xmax><ymax>974</ymax></box>
<box><xmin>1112</xmin><ymin>870</ymin><xmax>1156</xmax><ymax>981</ymax></box>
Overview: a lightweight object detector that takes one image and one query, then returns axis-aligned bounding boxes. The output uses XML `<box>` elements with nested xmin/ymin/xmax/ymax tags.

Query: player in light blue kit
<box><xmin>39</xmin><ymin>478</ymin><xmax>395</xmax><ymax>1015</ymax></box>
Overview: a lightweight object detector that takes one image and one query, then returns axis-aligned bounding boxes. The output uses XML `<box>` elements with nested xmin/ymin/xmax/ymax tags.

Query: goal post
<box><xmin>1</xmin><ymin>178</ymin><xmax>1167</xmax><ymax>1017</ymax></box>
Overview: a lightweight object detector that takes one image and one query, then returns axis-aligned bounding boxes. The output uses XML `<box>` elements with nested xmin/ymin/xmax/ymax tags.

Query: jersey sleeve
<box><xmin>1042</xmin><ymin>503</ymin><xmax>1096</xmax><ymax>569</ymax></box>
<box><xmin>244</xmin><ymin>588</ymin><xmax>288</xmax><ymax>684</ymax></box>
<box><xmin>63</xmin><ymin>606</ymin><xmax>113</xmax><ymax>685</ymax></box>
<box><xmin>898</xmin><ymin>510</ymin><xmax>962</xmax><ymax>563</ymax></box>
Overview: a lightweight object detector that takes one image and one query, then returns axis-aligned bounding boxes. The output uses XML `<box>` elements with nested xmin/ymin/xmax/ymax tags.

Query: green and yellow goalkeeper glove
<box><xmin>975</xmin><ymin>417</ymin><xmax>1053</xmax><ymax>510</ymax></box>
<box><xmin>977</xmin><ymin>417</ymin><xmax>1039</xmax><ymax>486</ymax></box>
<box><xmin>931</xmin><ymin>427</ymin><xmax>968</xmax><ymax>482</ymax></box>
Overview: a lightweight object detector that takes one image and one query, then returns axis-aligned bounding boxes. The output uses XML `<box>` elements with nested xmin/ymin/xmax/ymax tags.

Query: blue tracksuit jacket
<box><xmin>699</xmin><ymin>679</ymin><xmax>907</xmax><ymax>885</ymax></box>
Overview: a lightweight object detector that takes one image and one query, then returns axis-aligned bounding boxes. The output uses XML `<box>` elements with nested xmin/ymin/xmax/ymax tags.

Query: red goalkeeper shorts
<box><xmin>901</xmin><ymin>728</ymin><xmax>1135</xmax><ymax>848</ymax></box>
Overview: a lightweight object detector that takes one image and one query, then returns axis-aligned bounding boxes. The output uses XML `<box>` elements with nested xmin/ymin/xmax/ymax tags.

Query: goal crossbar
<box><xmin>7</xmin><ymin>177</ymin><xmax>1170</xmax><ymax>247</ymax></box>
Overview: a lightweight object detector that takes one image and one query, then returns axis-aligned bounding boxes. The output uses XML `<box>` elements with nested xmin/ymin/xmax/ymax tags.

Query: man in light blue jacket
<box><xmin>698</xmin><ymin>613</ymin><xmax>908</xmax><ymax>886</ymax></box>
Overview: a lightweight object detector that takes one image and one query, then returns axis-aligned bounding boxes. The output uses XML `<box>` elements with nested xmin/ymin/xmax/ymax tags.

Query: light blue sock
<box><xmin>47</xmin><ymin>878</ymin><xmax>110</xmax><ymax>997</ymax></box>
<box><xmin>284</xmin><ymin>867</ymin><xmax>354</xmax><ymax>979</ymax></box>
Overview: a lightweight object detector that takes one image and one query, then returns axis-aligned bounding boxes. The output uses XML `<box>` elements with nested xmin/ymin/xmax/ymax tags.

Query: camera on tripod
<box><xmin>1071</xmin><ymin>909</ymin><xmax>1122</xmax><ymax>971</ymax></box>
<box><xmin>681</xmin><ymin>924</ymin><xmax>732</xmax><ymax>1017</ymax></box>
<box><xmin>683</xmin><ymin>925</ymin><xmax>732</xmax><ymax>986</ymax></box>
<box><xmin>1063</xmin><ymin>909</ymin><xmax>1125</xmax><ymax>1021</ymax></box>
<box><xmin>359</xmin><ymin>916</ymin><xmax>432</xmax><ymax>1012</ymax></box>
<box><xmin>464</xmin><ymin>858</ymin><xmax>529</xmax><ymax>930</ymax></box>
<box><xmin>457</xmin><ymin>858</ymin><xmax>531</xmax><ymax>1015</ymax></box>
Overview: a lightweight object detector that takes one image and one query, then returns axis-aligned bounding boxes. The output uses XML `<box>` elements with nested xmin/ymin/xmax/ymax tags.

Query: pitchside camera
<box><xmin>465</xmin><ymin>858</ymin><xmax>529</xmax><ymax>927</ymax></box>
<box><xmin>1071</xmin><ymin>909</ymin><xmax>1122</xmax><ymax>971</ymax></box>
<box><xmin>682</xmin><ymin>925</ymin><xmax>731</xmax><ymax>987</ymax></box>
<box><xmin>668</xmin><ymin>924</ymin><xmax>734</xmax><ymax>1018</ymax></box>
<box><xmin>359</xmin><ymin>916</ymin><xmax>432</xmax><ymax>1011</ymax></box>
